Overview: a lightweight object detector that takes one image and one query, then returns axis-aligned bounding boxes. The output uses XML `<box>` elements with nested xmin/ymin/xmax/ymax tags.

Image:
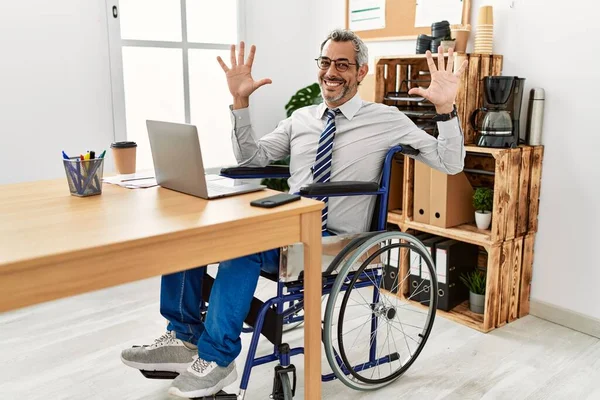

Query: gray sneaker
<box><xmin>120</xmin><ymin>331</ymin><xmax>197</xmax><ymax>374</ymax></box>
<box><xmin>168</xmin><ymin>357</ymin><xmax>237</xmax><ymax>398</ymax></box>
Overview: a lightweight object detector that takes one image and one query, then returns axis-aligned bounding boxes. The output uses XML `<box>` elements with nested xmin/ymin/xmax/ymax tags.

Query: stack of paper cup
<box><xmin>474</xmin><ymin>6</ymin><xmax>493</xmax><ymax>54</ymax></box>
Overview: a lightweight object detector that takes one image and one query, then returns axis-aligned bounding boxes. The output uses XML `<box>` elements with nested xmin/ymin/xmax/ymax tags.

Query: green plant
<box><xmin>260</xmin><ymin>158</ymin><xmax>291</xmax><ymax>192</ymax></box>
<box><xmin>460</xmin><ymin>269</ymin><xmax>486</xmax><ymax>295</ymax></box>
<box><xmin>473</xmin><ymin>187</ymin><xmax>494</xmax><ymax>212</ymax></box>
<box><xmin>284</xmin><ymin>83</ymin><xmax>323</xmax><ymax>118</ymax></box>
<box><xmin>261</xmin><ymin>83</ymin><xmax>323</xmax><ymax>191</ymax></box>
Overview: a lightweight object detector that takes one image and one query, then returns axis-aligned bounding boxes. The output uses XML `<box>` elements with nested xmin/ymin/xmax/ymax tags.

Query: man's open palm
<box><xmin>217</xmin><ymin>42</ymin><xmax>272</xmax><ymax>99</ymax></box>
<box><xmin>408</xmin><ymin>47</ymin><xmax>468</xmax><ymax>111</ymax></box>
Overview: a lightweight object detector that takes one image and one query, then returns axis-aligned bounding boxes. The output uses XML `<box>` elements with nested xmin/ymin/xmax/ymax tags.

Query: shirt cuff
<box><xmin>436</xmin><ymin>117</ymin><xmax>463</xmax><ymax>139</ymax></box>
<box><xmin>230</xmin><ymin>105</ymin><xmax>252</xmax><ymax>128</ymax></box>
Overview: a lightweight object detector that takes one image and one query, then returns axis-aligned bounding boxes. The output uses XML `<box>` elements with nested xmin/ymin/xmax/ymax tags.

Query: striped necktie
<box><xmin>313</xmin><ymin>108</ymin><xmax>339</xmax><ymax>231</ymax></box>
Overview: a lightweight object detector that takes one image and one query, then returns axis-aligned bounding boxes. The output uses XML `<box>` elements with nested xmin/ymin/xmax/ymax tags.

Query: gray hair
<box><xmin>320</xmin><ymin>29</ymin><xmax>368</xmax><ymax>66</ymax></box>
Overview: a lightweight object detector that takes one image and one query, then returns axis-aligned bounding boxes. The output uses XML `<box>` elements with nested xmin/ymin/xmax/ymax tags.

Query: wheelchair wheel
<box><xmin>323</xmin><ymin>231</ymin><xmax>437</xmax><ymax>391</ymax></box>
<box><xmin>280</xmin><ymin>373</ymin><xmax>293</xmax><ymax>399</ymax></box>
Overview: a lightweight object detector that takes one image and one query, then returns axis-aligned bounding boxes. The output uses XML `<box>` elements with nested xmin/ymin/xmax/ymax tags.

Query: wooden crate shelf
<box><xmin>388</xmin><ymin>145</ymin><xmax>544</xmax><ymax>246</ymax></box>
<box><xmin>399</xmin><ymin>216</ymin><xmax>492</xmax><ymax>249</ymax></box>
<box><xmin>386</xmin><ymin>234</ymin><xmax>534</xmax><ymax>333</ymax></box>
<box><xmin>377</xmin><ymin>53</ymin><xmax>545</xmax><ymax>334</ymax></box>
<box><xmin>380</xmin><ymin>289</ymin><xmax>488</xmax><ymax>333</ymax></box>
<box><xmin>406</xmin><ymin>298</ymin><xmax>487</xmax><ymax>333</ymax></box>
<box><xmin>384</xmin><ymin>146</ymin><xmax>543</xmax><ymax>334</ymax></box>
<box><xmin>375</xmin><ymin>53</ymin><xmax>503</xmax><ymax>145</ymax></box>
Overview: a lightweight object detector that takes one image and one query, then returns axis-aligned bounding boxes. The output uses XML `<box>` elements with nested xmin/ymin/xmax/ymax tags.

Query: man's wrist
<box><xmin>435</xmin><ymin>103</ymin><xmax>454</xmax><ymax>114</ymax></box>
<box><xmin>433</xmin><ymin>104</ymin><xmax>458</xmax><ymax>122</ymax></box>
<box><xmin>233</xmin><ymin>97</ymin><xmax>250</xmax><ymax>110</ymax></box>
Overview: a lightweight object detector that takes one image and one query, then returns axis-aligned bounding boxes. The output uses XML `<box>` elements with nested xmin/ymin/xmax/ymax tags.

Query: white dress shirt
<box><xmin>230</xmin><ymin>93</ymin><xmax>465</xmax><ymax>234</ymax></box>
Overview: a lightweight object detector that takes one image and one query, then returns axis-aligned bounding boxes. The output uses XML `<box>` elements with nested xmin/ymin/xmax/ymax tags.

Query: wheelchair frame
<box><xmin>207</xmin><ymin>145</ymin><xmax>430</xmax><ymax>399</ymax></box>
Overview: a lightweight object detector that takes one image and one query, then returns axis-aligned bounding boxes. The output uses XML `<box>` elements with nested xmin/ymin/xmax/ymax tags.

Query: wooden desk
<box><xmin>0</xmin><ymin>180</ymin><xmax>323</xmax><ymax>399</ymax></box>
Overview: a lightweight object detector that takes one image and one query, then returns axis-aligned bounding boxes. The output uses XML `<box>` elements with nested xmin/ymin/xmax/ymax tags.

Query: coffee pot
<box><xmin>470</xmin><ymin>76</ymin><xmax>525</xmax><ymax>148</ymax></box>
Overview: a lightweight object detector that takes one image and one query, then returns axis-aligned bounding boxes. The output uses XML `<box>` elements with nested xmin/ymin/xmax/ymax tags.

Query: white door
<box><xmin>106</xmin><ymin>0</ymin><xmax>244</xmax><ymax>172</ymax></box>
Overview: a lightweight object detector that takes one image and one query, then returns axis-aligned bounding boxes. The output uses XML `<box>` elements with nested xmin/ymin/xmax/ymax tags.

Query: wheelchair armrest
<box><xmin>398</xmin><ymin>144</ymin><xmax>419</xmax><ymax>157</ymax></box>
<box><xmin>299</xmin><ymin>181</ymin><xmax>380</xmax><ymax>196</ymax></box>
<box><xmin>219</xmin><ymin>165</ymin><xmax>291</xmax><ymax>179</ymax></box>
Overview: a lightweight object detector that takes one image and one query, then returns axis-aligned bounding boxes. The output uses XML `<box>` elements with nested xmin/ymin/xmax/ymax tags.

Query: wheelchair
<box><xmin>142</xmin><ymin>146</ymin><xmax>439</xmax><ymax>400</ymax></box>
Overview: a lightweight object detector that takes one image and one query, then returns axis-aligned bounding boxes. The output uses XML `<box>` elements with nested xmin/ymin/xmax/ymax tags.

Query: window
<box><xmin>108</xmin><ymin>0</ymin><xmax>244</xmax><ymax>171</ymax></box>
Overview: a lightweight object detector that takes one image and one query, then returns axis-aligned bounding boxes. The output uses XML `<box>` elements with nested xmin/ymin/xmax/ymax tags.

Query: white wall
<box><xmin>0</xmin><ymin>0</ymin><xmax>115</xmax><ymax>184</ymax></box>
<box><xmin>247</xmin><ymin>0</ymin><xmax>600</xmax><ymax>320</ymax></box>
<box><xmin>243</xmin><ymin>1</ymin><xmax>320</xmax><ymax>136</ymax></box>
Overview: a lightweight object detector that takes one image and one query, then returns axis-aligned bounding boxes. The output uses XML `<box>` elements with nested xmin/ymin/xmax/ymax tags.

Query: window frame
<box><xmin>105</xmin><ymin>0</ymin><xmax>246</xmax><ymax>145</ymax></box>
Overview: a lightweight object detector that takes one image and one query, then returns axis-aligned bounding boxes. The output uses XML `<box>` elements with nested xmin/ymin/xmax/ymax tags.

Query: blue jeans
<box><xmin>160</xmin><ymin>249</ymin><xmax>280</xmax><ymax>367</ymax></box>
<box><xmin>160</xmin><ymin>232</ymin><xmax>332</xmax><ymax>367</ymax></box>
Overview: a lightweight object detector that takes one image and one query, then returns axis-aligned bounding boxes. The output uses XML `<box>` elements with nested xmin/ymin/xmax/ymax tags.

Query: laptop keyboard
<box><xmin>207</xmin><ymin>182</ymin><xmax>234</xmax><ymax>195</ymax></box>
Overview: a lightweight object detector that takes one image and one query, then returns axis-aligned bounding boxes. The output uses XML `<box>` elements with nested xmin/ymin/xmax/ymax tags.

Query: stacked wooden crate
<box><xmin>376</xmin><ymin>54</ymin><xmax>544</xmax><ymax>333</ymax></box>
<box><xmin>375</xmin><ymin>53</ymin><xmax>504</xmax><ymax>144</ymax></box>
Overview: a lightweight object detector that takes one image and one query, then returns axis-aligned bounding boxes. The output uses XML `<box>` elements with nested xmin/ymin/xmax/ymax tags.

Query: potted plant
<box><xmin>460</xmin><ymin>269</ymin><xmax>486</xmax><ymax>314</ymax></box>
<box><xmin>473</xmin><ymin>187</ymin><xmax>493</xmax><ymax>230</ymax></box>
<box><xmin>440</xmin><ymin>34</ymin><xmax>456</xmax><ymax>52</ymax></box>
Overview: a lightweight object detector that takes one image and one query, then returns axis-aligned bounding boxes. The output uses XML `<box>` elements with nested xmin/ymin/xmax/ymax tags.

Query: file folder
<box><xmin>383</xmin><ymin>238</ymin><xmax>400</xmax><ymax>293</ymax></box>
<box><xmin>435</xmin><ymin>239</ymin><xmax>479</xmax><ymax>311</ymax></box>
<box><xmin>407</xmin><ymin>233</ymin><xmax>433</xmax><ymax>302</ymax></box>
<box><xmin>420</xmin><ymin>236</ymin><xmax>447</xmax><ymax>306</ymax></box>
<box><xmin>413</xmin><ymin>160</ymin><xmax>431</xmax><ymax>224</ymax></box>
<box><xmin>429</xmin><ymin>169</ymin><xmax>475</xmax><ymax>228</ymax></box>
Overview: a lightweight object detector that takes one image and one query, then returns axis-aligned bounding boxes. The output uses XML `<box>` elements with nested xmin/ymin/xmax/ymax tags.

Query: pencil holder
<box><xmin>63</xmin><ymin>158</ymin><xmax>105</xmax><ymax>197</ymax></box>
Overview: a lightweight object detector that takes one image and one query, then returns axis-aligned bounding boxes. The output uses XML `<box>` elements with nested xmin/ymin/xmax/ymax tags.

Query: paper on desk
<box><xmin>103</xmin><ymin>172</ymin><xmax>158</xmax><ymax>189</ymax></box>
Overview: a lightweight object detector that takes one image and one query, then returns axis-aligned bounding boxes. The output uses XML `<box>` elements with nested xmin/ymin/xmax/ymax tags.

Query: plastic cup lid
<box><xmin>111</xmin><ymin>141</ymin><xmax>137</xmax><ymax>149</ymax></box>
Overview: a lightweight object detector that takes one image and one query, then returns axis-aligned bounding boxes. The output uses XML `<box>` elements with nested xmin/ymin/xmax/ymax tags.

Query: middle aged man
<box><xmin>121</xmin><ymin>28</ymin><xmax>467</xmax><ymax>399</ymax></box>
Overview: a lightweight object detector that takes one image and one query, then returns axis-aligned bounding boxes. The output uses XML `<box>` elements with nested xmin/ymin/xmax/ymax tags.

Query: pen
<box><xmin>62</xmin><ymin>152</ymin><xmax>81</xmax><ymax>193</ymax></box>
<box><xmin>89</xmin><ymin>151</ymin><xmax>101</xmax><ymax>190</ymax></box>
<box><xmin>81</xmin><ymin>154</ymin><xmax>89</xmax><ymax>183</ymax></box>
<box><xmin>99</xmin><ymin>150</ymin><xmax>106</xmax><ymax>159</ymax></box>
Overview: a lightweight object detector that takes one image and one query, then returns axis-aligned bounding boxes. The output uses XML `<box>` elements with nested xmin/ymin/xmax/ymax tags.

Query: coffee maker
<box><xmin>470</xmin><ymin>76</ymin><xmax>525</xmax><ymax>148</ymax></box>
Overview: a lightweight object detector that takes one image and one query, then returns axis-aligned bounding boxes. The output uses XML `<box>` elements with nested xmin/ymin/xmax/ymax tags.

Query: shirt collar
<box><xmin>316</xmin><ymin>92</ymin><xmax>363</xmax><ymax>121</ymax></box>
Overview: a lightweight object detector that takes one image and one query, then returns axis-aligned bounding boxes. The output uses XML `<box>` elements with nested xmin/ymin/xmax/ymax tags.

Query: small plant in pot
<box><xmin>440</xmin><ymin>34</ymin><xmax>456</xmax><ymax>52</ymax></box>
<box><xmin>460</xmin><ymin>269</ymin><xmax>486</xmax><ymax>314</ymax></box>
<box><xmin>473</xmin><ymin>187</ymin><xmax>493</xmax><ymax>230</ymax></box>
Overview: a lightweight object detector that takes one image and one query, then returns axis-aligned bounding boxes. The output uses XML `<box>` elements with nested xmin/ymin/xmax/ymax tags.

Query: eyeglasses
<box><xmin>315</xmin><ymin>57</ymin><xmax>357</xmax><ymax>72</ymax></box>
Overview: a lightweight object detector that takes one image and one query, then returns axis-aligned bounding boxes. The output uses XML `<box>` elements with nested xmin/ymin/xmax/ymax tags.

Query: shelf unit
<box><xmin>375</xmin><ymin>54</ymin><xmax>544</xmax><ymax>332</ymax></box>
<box><xmin>386</xmin><ymin>145</ymin><xmax>543</xmax><ymax>333</ymax></box>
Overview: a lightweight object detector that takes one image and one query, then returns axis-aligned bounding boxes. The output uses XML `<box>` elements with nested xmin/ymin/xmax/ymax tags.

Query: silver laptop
<box><xmin>146</xmin><ymin>120</ymin><xmax>265</xmax><ymax>199</ymax></box>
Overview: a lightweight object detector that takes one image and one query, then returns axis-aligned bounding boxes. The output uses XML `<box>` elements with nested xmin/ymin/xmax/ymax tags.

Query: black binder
<box><xmin>434</xmin><ymin>239</ymin><xmax>479</xmax><ymax>311</ymax></box>
<box><xmin>383</xmin><ymin>237</ymin><xmax>400</xmax><ymax>293</ymax></box>
<box><xmin>419</xmin><ymin>236</ymin><xmax>447</xmax><ymax>306</ymax></box>
<box><xmin>383</xmin><ymin>225</ymin><xmax>401</xmax><ymax>293</ymax></box>
<box><xmin>406</xmin><ymin>233</ymin><xmax>433</xmax><ymax>302</ymax></box>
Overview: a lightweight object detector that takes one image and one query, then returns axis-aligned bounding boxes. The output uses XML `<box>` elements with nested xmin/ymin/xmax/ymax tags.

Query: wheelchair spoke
<box><xmin>387</xmin><ymin>320</ymin><xmax>393</xmax><ymax>375</ymax></box>
<box><xmin>346</xmin><ymin>313</ymin><xmax>375</xmax><ymax>351</ymax></box>
<box><xmin>370</xmin><ymin>320</ymin><xmax>391</xmax><ymax>380</ymax></box>
<box><xmin>334</xmin><ymin>313</ymin><xmax>374</xmax><ymax>341</ymax></box>
<box><xmin>387</xmin><ymin>319</ymin><xmax>421</xmax><ymax>346</ymax></box>
<box><xmin>339</xmin><ymin>289</ymin><xmax>374</xmax><ymax>308</ymax></box>
<box><xmin>388</xmin><ymin>316</ymin><xmax>402</xmax><ymax>368</ymax></box>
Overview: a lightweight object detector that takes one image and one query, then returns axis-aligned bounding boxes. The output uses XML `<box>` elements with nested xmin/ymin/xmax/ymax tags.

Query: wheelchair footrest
<box><xmin>139</xmin><ymin>370</ymin><xmax>179</xmax><ymax>379</ymax></box>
